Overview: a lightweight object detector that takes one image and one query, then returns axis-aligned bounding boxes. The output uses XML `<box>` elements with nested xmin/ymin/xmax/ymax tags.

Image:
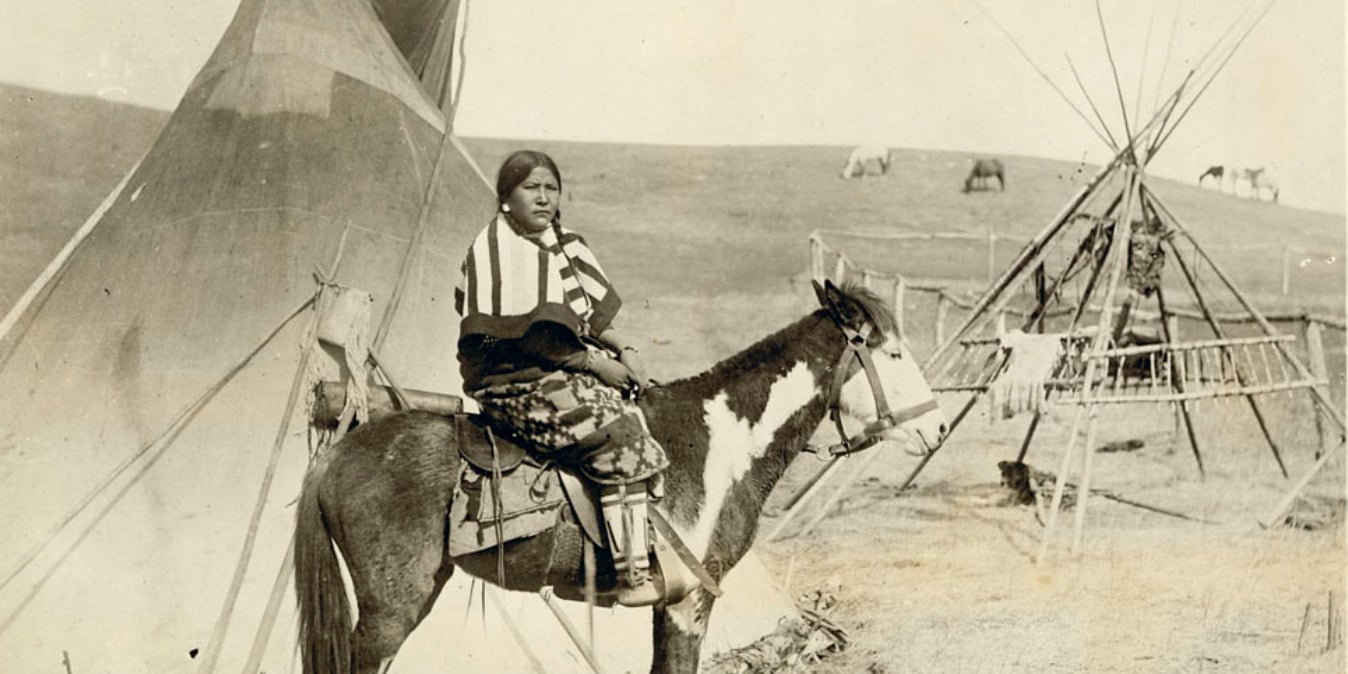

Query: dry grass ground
<box><xmin>1</xmin><ymin>88</ymin><xmax>1343</xmax><ymax>672</ymax></box>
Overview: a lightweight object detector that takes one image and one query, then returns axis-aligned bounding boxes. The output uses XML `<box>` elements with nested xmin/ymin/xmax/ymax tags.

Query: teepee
<box><xmin>919</xmin><ymin>1</ymin><xmax>1345</xmax><ymax>560</ymax></box>
<box><xmin>0</xmin><ymin>0</ymin><xmax>793</xmax><ymax>671</ymax></box>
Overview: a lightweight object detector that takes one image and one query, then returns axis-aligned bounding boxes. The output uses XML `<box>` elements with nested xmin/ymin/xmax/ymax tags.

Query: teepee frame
<box><xmin>918</xmin><ymin>0</ymin><xmax>1344</xmax><ymax>561</ymax></box>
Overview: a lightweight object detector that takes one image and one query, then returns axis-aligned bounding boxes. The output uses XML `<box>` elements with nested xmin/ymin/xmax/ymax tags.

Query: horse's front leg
<box><xmin>650</xmin><ymin>590</ymin><xmax>715</xmax><ymax>674</ymax></box>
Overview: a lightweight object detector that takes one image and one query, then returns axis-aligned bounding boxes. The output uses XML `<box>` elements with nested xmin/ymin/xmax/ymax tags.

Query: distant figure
<box><xmin>1242</xmin><ymin>167</ymin><xmax>1280</xmax><ymax>203</ymax></box>
<box><xmin>1198</xmin><ymin>165</ymin><xmax>1225</xmax><ymax>189</ymax></box>
<box><xmin>840</xmin><ymin>145</ymin><xmax>892</xmax><ymax>179</ymax></box>
<box><xmin>963</xmin><ymin>158</ymin><xmax>1004</xmax><ymax>192</ymax></box>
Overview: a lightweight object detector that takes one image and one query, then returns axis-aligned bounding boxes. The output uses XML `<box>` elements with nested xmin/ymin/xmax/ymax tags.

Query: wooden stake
<box><xmin>540</xmin><ymin>589</ymin><xmax>608</xmax><ymax>674</ymax></box>
<box><xmin>1304</xmin><ymin>320</ymin><xmax>1332</xmax><ymax>456</ymax></box>
<box><xmin>935</xmin><ymin>293</ymin><xmax>949</xmax><ymax>347</ymax></box>
<box><xmin>1261</xmin><ymin>440</ymin><xmax>1346</xmax><ymax>528</ymax></box>
<box><xmin>893</xmin><ymin>276</ymin><xmax>906</xmax><ymax>338</ymax></box>
<box><xmin>767</xmin><ymin>458</ymin><xmax>848</xmax><ymax>541</ymax></box>
<box><xmin>798</xmin><ymin>449</ymin><xmax>886</xmax><ymax>538</ymax></box>
<box><xmin>1329</xmin><ymin>590</ymin><xmax>1343</xmax><ymax>652</ymax></box>
<box><xmin>1298</xmin><ymin>602</ymin><xmax>1312</xmax><ymax>653</ymax></box>
<box><xmin>483</xmin><ymin>589</ymin><xmax>548</xmax><ymax>674</ymax></box>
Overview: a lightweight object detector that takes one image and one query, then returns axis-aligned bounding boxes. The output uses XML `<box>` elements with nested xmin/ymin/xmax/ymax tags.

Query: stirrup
<box><xmin>616</xmin><ymin>571</ymin><xmax>663</xmax><ymax>607</ymax></box>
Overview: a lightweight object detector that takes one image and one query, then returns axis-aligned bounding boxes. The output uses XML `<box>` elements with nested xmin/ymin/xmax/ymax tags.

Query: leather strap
<box><xmin>558</xmin><ymin>470</ymin><xmax>606</xmax><ymax>548</ymax></box>
<box><xmin>648</xmin><ymin>507</ymin><xmax>723</xmax><ymax>597</ymax></box>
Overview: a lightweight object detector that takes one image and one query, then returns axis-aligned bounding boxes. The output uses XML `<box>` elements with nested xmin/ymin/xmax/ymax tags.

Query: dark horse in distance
<box><xmin>293</xmin><ymin>280</ymin><xmax>948</xmax><ymax>673</ymax></box>
<box><xmin>963</xmin><ymin>158</ymin><xmax>1005</xmax><ymax>192</ymax></box>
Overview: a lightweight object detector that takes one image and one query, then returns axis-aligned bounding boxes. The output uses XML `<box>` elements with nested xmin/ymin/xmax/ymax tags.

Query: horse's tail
<box><xmin>294</xmin><ymin>457</ymin><xmax>353</xmax><ymax>674</ymax></box>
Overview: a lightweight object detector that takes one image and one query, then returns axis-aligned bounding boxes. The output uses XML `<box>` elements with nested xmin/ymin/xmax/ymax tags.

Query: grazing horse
<box><xmin>294</xmin><ymin>280</ymin><xmax>948</xmax><ymax>674</ymax></box>
<box><xmin>839</xmin><ymin>145</ymin><xmax>892</xmax><ymax>179</ymax></box>
<box><xmin>1198</xmin><ymin>165</ymin><xmax>1225</xmax><ymax>189</ymax></box>
<box><xmin>1245</xmin><ymin>168</ymin><xmax>1280</xmax><ymax>203</ymax></box>
<box><xmin>963</xmin><ymin>158</ymin><xmax>1004</xmax><ymax>192</ymax></box>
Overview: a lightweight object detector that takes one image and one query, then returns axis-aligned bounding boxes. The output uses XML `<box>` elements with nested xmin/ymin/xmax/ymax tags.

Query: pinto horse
<box><xmin>839</xmin><ymin>145</ymin><xmax>893</xmax><ymax>179</ymax></box>
<box><xmin>294</xmin><ymin>280</ymin><xmax>948</xmax><ymax>674</ymax></box>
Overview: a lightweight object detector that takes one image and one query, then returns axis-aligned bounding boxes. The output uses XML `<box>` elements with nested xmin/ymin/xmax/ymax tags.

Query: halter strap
<box><xmin>820</xmin><ymin>322</ymin><xmax>939</xmax><ymax>457</ymax></box>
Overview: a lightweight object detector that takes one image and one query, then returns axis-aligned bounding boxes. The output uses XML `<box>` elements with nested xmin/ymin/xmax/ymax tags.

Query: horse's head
<box><xmin>813</xmin><ymin>279</ymin><xmax>948</xmax><ymax>455</ymax></box>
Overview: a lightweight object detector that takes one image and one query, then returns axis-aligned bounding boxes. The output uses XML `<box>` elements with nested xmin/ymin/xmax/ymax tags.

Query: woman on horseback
<box><xmin>453</xmin><ymin>149</ymin><xmax>667</xmax><ymax>606</ymax></box>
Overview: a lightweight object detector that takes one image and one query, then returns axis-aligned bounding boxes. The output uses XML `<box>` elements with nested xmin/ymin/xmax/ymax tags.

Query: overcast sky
<box><xmin>2</xmin><ymin>0</ymin><xmax>1343</xmax><ymax>213</ymax></box>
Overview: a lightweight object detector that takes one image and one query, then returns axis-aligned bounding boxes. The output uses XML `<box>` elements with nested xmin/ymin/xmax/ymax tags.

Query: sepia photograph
<box><xmin>0</xmin><ymin>1</ymin><xmax>1343</xmax><ymax>672</ymax></box>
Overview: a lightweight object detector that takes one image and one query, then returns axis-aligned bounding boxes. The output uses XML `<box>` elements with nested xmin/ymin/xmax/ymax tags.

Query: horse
<box><xmin>1245</xmin><ymin>168</ymin><xmax>1280</xmax><ymax>203</ymax></box>
<box><xmin>1198</xmin><ymin>165</ymin><xmax>1225</xmax><ymax>189</ymax></box>
<box><xmin>962</xmin><ymin>158</ymin><xmax>1004</xmax><ymax>192</ymax></box>
<box><xmin>839</xmin><ymin>145</ymin><xmax>892</xmax><ymax>179</ymax></box>
<box><xmin>293</xmin><ymin>279</ymin><xmax>949</xmax><ymax>674</ymax></box>
<box><xmin>1225</xmin><ymin>167</ymin><xmax>1279</xmax><ymax>203</ymax></box>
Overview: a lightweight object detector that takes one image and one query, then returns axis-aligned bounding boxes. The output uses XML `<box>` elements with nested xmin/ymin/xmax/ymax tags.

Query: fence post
<box><xmin>935</xmin><ymin>292</ymin><xmax>949</xmax><ymax>347</ymax></box>
<box><xmin>810</xmin><ymin>234</ymin><xmax>825</xmax><ymax>282</ymax></box>
<box><xmin>1304</xmin><ymin>318</ymin><xmax>1332</xmax><ymax>456</ymax></box>
<box><xmin>860</xmin><ymin>268</ymin><xmax>874</xmax><ymax>290</ymax></box>
<box><xmin>833</xmin><ymin>253</ymin><xmax>848</xmax><ymax>284</ymax></box>
<box><xmin>986</xmin><ymin>224</ymin><xmax>997</xmax><ymax>285</ymax></box>
<box><xmin>893</xmin><ymin>276</ymin><xmax>906</xmax><ymax>337</ymax></box>
<box><xmin>1282</xmin><ymin>245</ymin><xmax>1291</xmax><ymax>296</ymax></box>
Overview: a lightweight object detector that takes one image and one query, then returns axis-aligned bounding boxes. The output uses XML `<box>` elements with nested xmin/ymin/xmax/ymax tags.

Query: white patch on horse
<box><xmin>666</xmin><ymin>592</ymin><xmax>707</xmax><ymax>636</ymax></box>
<box><xmin>686</xmin><ymin>361</ymin><xmax>815</xmax><ymax>557</ymax></box>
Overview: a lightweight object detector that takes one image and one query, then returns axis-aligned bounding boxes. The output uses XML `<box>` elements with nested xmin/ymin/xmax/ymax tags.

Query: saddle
<box><xmin>447</xmin><ymin>413</ymin><xmax>606</xmax><ymax>554</ymax></box>
<box><xmin>447</xmin><ymin>414</ymin><xmax>720</xmax><ymax>601</ymax></box>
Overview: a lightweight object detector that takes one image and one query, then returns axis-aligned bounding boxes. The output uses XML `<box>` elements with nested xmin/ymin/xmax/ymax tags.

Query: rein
<box><xmin>813</xmin><ymin>321</ymin><xmax>939</xmax><ymax>458</ymax></box>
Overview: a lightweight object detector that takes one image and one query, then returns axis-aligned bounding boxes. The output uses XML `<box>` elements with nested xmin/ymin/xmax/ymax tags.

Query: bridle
<box><xmin>816</xmin><ymin>319</ymin><xmax>940</xmax><ymax>458</ymax></box>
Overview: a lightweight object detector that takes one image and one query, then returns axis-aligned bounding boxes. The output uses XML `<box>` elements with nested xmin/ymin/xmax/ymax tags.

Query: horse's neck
<box><xmin>645</xmin><ymin>314</ymin><xmax>842</xmax><ymax>559</ymax></box>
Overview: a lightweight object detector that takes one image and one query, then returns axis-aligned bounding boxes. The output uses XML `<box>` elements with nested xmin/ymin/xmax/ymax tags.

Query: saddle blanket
<box><xmin>447</xmin><ymin>459</ymin><xmax>568</xmax><ymax>557</ymax></box>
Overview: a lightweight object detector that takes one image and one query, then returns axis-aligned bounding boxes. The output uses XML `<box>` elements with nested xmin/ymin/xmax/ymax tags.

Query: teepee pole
<box><xmin>1155</xmin><ymin>287</ymin><xmax>1205</xmax><ymax>475</ymax></box>
<box><xmin>1036</xmin><ymin>404</ymin><xmax>1087</xmax><ymax>565</ymax></box>
<box><xmin>1068</xmin><ymin>165</ymin><xmax>1142</xmax><ymax>556</ymax></box>
<box><xmin>0</xmin><ymin>158</ymin><xmax>141</xmax><ymax>349</ymax></box>
<box><xmin>924</xmin><ymin>155</ymin><xmax>1124</xmax><ymax>371</ymax></box>
<box><xmin>1162</xmin><ymin>234</ymin><xmax>1288</xmax><ymax>478</ymax></box>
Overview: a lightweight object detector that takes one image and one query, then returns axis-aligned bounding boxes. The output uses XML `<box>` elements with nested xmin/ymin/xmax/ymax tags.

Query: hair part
<box><xmin>495</xmin><ymin>150</ymin><xmax>562</xmax><ymax>202</ymax></box>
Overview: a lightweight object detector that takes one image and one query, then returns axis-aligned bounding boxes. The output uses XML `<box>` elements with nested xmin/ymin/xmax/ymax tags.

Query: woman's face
<box><xmin>504</xmin><ymin>166</ymin><xmax>560</xmax><ymax>232</ymax></box>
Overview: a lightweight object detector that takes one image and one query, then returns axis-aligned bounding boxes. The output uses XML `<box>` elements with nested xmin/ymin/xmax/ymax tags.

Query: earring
<box><xmin>501</xmin><ymin>203</ymin><xmax>511</xmax><ymax>213</ymax></box>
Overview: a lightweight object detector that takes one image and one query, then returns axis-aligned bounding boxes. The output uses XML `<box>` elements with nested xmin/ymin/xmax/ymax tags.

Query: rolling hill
<box><xmin>2</xmin><ymin>84</ymin><xmax>1343</xmax><ymax>319</ymax></box>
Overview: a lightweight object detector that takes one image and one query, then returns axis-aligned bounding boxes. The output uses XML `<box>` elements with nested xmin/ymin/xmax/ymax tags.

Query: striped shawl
<box><xmin>455</xmin><ymin>214</ymin><xmax>621</xmax><ymax>342</ymax></box>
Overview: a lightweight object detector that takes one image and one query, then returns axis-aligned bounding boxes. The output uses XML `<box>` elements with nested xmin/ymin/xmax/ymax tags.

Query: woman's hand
<box><xmin>589</xmin><ymin>352</ymin><xmax>638</xmax><ymax>391</ymax></box>
<box><xmin>618</xmin><ymin>347</ymin><xmax>652</xmax><ymax>391</ymax></box>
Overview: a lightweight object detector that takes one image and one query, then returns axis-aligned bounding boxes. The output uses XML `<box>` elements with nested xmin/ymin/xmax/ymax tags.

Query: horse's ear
<box><xmin>819</xmin><ymin>280</ymin><xmax>867</xmax><ymax>329</ymax></box>
<box><xmin>812</xmin><ymin>280</ymin><xmax>830</xmax><ymax>310</ymax></box>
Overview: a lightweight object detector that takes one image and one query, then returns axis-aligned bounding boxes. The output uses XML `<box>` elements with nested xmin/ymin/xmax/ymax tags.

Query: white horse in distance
<box><xmin>840</xmin><ymin>145</ymin><xmax>892</xmax><ymax>179</ymax></box>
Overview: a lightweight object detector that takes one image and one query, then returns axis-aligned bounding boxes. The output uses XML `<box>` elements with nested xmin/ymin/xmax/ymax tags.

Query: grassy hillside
<box><xmin>0</xmin><ymin>84</ymin><xmax>168</xmax><ymax>311</ymax></box>
<box><xmin>461</xmin><ymin>138</ymin><xmax>1344</xmax><ymax>313</ymax></box>
<box><xmin>1</xmin><ymin>87</ymin><xmax>1341</xmax><ymax>321</ymax></box>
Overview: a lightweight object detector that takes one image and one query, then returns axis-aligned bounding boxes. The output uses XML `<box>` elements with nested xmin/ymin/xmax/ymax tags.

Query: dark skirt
<box><xmin>473</xmin><ymin>370</ymin><xmax>669</xmax><ymax>486</ymax></box>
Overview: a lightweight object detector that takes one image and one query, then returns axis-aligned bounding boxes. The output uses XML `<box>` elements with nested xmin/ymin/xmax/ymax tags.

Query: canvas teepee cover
<box><xmin>0</xmin><ymin>0</ymin><xmax>793</xmax><ymax>671</ymax></box>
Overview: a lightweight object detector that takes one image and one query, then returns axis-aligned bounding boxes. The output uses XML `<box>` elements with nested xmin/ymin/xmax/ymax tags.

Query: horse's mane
<box><xmin>660</xmin><ymin>280</ymin><xmax>899</xmax><ymax>394</ymax></box>
<box><xmin>836</xmin><ymin>279</ymin><xmax>900</xmax><ymax>341</ymax></box>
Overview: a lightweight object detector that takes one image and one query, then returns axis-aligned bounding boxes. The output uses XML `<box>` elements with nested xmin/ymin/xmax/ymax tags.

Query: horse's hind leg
<box><xmin>350</xmin><ymin>561</ymin><xmax>454</xmax><ymax>674</ymax></box>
